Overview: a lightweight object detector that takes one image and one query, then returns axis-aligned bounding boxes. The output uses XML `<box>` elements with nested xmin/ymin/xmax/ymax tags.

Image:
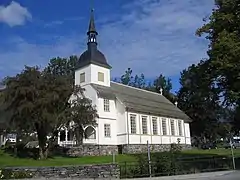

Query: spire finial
<box><xmin>87</xmin><ymin>1</ymin><xmax>97</xmax><ymax>35</ymax></box>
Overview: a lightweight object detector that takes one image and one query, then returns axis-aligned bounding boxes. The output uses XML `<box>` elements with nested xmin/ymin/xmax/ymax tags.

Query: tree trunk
<box><xmin>36</xmin><ymin>126</ymin><xmax>48</xmax><ymax>159</ymax></box>
<box><xmin>75</xmin><ymin>126</ymin><xmax>84</xmax><ymax>146</ymax></box>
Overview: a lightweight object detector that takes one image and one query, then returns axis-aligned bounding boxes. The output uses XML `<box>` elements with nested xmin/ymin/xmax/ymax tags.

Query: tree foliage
<box><xmin>178</xmin><ymin>0</ymin><xmax>240</xmax><ymax>139</ymax></box>
<box><xmin>3</xmin><ymin>66</ymin><xmax>72</xmax><ymax>159</ymax></box>
<box><xmin>177</xmin><ymin>61</ymin><xmax>222</xmax><ymax>140</ymax></box>
<box><xmin>1</xmin><ymin>56</ymin><xmax>97</xmax><ymax>159</ymax></box>
<box><xmin>67</xmin><ymin>86</ymin><xmax>98</xmax><ymax>145</ymax></box>
<box><xmin>196</xmin><ymin>0</ymin><xmax>240</xmax><ymax>106</ymax></box>
<box><xmin>118</xmin><ymin>68</ymin><xmax>176</xmax><ymax>103</ymax></box>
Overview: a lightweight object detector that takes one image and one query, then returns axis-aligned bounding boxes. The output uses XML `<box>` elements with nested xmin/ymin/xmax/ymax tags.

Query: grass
<box><xmin>1</xmin><ymin>148</ymin><xmax>240</xmax><ymax>168</ymax></box>
<box><xmin>0</xmin><ymin>150</ymin><xmax>135</xmax><ymax>167</ymax></box>
<box><xmin>182</xmin><ymin>148</ymin><xmax>240</xmax><ymax>157</ymax></box>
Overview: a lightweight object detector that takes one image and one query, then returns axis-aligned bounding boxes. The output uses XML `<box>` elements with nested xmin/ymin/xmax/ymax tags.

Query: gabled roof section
<box><xmin>91</xmin><ymin>82</ymin><xmax>192</xmax><ymax>122</ymax></box>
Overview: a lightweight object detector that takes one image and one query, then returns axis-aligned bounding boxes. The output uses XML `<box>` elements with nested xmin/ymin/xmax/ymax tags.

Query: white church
<box><xmin>58</xmin><ymin>10</ymin><xmax>192</xmax><ymax>154</ymax></box>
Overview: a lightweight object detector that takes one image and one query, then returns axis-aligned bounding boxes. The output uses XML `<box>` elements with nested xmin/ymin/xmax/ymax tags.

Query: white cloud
<box><xmin>0</xmin><ymin>0</ymin><xmax>214</xmax><ymax>79</ymax></box>
<box><xmin>0</xmin><ymin>1</ymin><xmax>32</xmax><ymax>27</ymax></box>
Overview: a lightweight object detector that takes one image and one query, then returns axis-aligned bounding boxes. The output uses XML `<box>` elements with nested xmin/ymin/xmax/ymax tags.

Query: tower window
<box><xmin>80</xmin><ymin>72</ymin><xmax>85</xmax><ymax>83</ymax></box>
<box><xmin>98</xmin><ymin>72</ymin><xmax>104</xmax><ymax>82</ymax></box>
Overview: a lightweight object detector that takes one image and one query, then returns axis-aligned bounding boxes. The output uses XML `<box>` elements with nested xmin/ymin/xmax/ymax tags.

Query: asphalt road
<box><xmin>124</xmin><ymin>171</ymin><xmax>240</xmax><ymax>180</ymax></box>
<box><xmin>17</xmin><ymin>171</ymin><xmax>240</xmax><ymax>180</ymax></box>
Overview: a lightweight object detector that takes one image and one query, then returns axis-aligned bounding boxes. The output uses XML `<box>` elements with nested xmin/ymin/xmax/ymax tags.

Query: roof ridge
<box><xmin>110</xmin><ymin>81</ymin><xmax>171</xmax><ymax>100</ymax></box>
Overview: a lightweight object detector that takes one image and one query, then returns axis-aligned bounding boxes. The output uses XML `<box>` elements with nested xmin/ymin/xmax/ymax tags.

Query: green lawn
<box><xmin>0</xmin><ymin>150</ymin><xmax>135</xmax><ymax>167</ymax></box>
<box><xmin>1</xmin><ymin>148</ymin><xmax>240</xmax><ymax>167</ymax></box>
<box><xmin>182</xmin><ymin>148</ymin><xmax>240</xmax><ymax>157</ymax></box>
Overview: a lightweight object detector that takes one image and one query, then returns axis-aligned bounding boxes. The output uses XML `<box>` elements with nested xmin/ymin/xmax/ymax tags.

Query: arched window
<box><xmin>85</xmin><ymin>126</ymin><xmax>96</xmax><ymax>139</ymax></box>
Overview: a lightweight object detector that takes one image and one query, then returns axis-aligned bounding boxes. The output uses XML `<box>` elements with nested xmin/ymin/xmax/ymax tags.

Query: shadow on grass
<box><xmin>2</xmin><ymin>145</ymin><xmax>73</xmax><ymax>160</ymax></box>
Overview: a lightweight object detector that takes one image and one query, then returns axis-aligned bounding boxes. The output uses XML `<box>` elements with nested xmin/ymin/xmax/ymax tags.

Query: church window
<box><xmin>104</xmin><ymin>124</ymin><xmax>111</xmax><ymax>137</ymax></box>
<box><xmin>80</xmin><ymin>72</ymin><xmax>85</xmax><ymax>83</ymax></box>
<box><xmin>178</xmin><ymin>120</ymin><xmax>183</xmax><ymax>136</ymax></box>
<box><xmin>162</xmin><ymin>118</ymin><xmax>167</xmax><ymax>135</ymax></box>
<box><xmin>130</xmin><ymin>114</ymin><xmax>136</xmax><ymax>134</ymax></box>
<box><xmin>98</xmin><ymin>72</ymin><xmax>104</xmax><ymax>82</ymax></box>
<box><xmin>152</xmin><ymin>117</ymin><xmax>158</xmax><ymax>135</ymax></box>
<box><xmin>103</xmin><ymin>99</ymin><xmax>110</xmax><ymax>112</ymax></box>
<box><xmin>170</xmin><ymin>119</ymin><xmax>175</xmax><ymax>136</ymax></box>
<box><xmin>142</xmin><ymin>116</ymin><xmax>148</xmax><ymax>134</ymax></box>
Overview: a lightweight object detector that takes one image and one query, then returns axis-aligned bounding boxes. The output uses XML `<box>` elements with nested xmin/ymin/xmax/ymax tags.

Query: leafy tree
<box><xmin>196</xmin><ymin>0</ymin><xmax>240</xmax><ymax>107</ymax></box>
<box><xmin>120</xmin><ymin>68</ymin><xmax>133</xmax><ymax>85</ymax></box>
<box><xmin>67</xmin><ymin>86</ymin><xmax>98</xmax><ymax>145</ymax></box>
<box><xmin>3</xmin><ymin>66</ymin><xmax>72</xmax><ymax>159</ymax></box>
<box><xmin>45</xmin><ymin>56</ymin><xmax>77</xmax><ymax>85</ymax></box>
<box><xmin>177</xmin><ymin>60</ymin><xmax>222</xmax><ymax>142</ymax></box>
<box><xmin>146</xmin><ymin>74</ymin><xmax>176</xmax><ymax>103</ymax></box>
<box><xmin>195</xmin><ymin>0</ymin><xmax>240</xmax><ymax>132</ymax></box>
<box><xmin>133</xmin><ymin>74</ymin><xmax>146</xmax><ymax>89</ymax></box>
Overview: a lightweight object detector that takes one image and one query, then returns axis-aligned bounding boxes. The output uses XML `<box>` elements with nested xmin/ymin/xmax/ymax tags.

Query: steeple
<box><xmin>75</xmin><ymin>6</ymin><xmax>111</xmax><ymax>71</ymax></box>
<box><xmin>87</xmin><ymin>9</ymin><xmax>98</xmax><ymax>46</ymax></box>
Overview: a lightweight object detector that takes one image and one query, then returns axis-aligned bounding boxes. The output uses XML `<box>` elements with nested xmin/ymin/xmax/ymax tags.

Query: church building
<box><xmin>58</xmin><ymin>10</ymin><xmax>192</xmax><ymax>154</ymax></box>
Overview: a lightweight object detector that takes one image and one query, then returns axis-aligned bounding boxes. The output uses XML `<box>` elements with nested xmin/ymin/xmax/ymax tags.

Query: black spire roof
<box><xmin>76</xmin><ymin>9</ymin><xmax>111</xmax><ymax>70</ymax></box>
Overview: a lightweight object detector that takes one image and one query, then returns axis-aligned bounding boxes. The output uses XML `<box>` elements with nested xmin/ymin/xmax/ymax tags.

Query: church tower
<box><xmin>75</xmin><ymin>9</ymin><xmax>111</xmax><ymax>87</ymax></box>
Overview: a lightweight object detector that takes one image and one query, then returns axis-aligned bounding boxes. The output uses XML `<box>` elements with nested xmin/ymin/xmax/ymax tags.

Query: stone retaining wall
<box><xmin>4</xmin><ymin>164</ymin><xmax>119</xmax><ymax>179</ymax></box>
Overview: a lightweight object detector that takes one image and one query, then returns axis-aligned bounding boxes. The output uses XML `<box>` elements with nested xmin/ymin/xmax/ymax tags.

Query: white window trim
<box><xmin>130</xmin><ymin>114</ymin><xmax>137</xmax><ymax>134</ymax></box>
<box><xmin>104</xmin><ymin>124</ymin><xmax>111</xmax><ymax>137</ymax></box>
<box><xmin>152</xmin><ymin>117</ymin><xmax>158</xmax><ymax>135</ymax></box>
<box><xmin>103</xmin><ymin>99</ymin><xmax>110</xmax><ymax>112</ymax></box>
<box><xmin>141</xmin><ymin>116</ymin><xmax>148</xmax><ymax>134</ymax></box>
<box><xmin>170</xmin><ymin>119</ymin><xmax>175</xmax><ymax>136</ymax></box>
<box><xmin>162</xmin><ymin>118</ymin><xmax>167</xmax><ymax>135</ymax></box>
<box><xmin>80</xmin><ymin>72</ymin><xmax>85</xmax><ymax>83</ymax></box>
<box><xmin>178</xmin><ymin>120</ymin><xmax>183</xmax><ymax>136</ymax></box>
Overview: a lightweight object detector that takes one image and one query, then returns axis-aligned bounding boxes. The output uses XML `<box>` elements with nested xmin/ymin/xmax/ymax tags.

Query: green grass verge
<box><xmin>1</xmin><ymin>148</ymin><xmax>240</xmax><ymax>167</ymax></box>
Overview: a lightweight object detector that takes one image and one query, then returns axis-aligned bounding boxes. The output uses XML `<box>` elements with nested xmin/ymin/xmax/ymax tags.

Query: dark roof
<box><xmin>87</xmin><ymin>9</ymin><xmax>97</xmax><ymax>35</ymax></box>
<box><xmin>76</xmin><ymin>9</ymin><xmax>111</xmax><ymax>70</ymax></box>
<box><xmin>76</xmin><ymin>46</ymin><xmax>111</xmax><ymax>69</ymax></box>
<box><xmin>91</xmin><ymin>82</ymin><xmax>191</xmax><ymax>122</ymax></box>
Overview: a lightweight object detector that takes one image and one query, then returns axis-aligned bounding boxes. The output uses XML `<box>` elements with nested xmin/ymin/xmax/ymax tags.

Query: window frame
<box><xmin>170</xmin><ymin>119</ymin><xmax>175</xmax><ymax>136</ymax></box>
<box><xmin>130</xmin><ymin>114</ymin><xmax>137</xmax><ymax>134</ymax></box>
<box><xmin>142</xmin><ymin>116</ymin><xmax>148</xmax><ymax>134</ymax></box>
<box><xmin>103</xmin><ymin>99</ymin><xmax>110</xmax><ymax>112</ymax></box>
<box><xmin>104</xmin><ymin>124</ymin><xmax>111</xmax><ymax>137</ymax></box>
<box><xmin>178</xmin><ymin>120</ymin><xmax>183</xmax><ymax>136</ymax></box>
<box><xmin>162</xmin><ymin>118</ymin><xmax>167</xmax><ymax>135</ymax></box>
<box><xmin>152</xmin><ymin>117</ymin><xmax>158</xmax><ymax>135</ymax></box>
<box><xmin>98</xmin><ymin>72</ymin><xmax>104</xmax><ymax>82</ymax></box>
<box><xmin>80</xmin><ymin>72</ymin><xmax>85</xmax><ymax>83</ymax></box>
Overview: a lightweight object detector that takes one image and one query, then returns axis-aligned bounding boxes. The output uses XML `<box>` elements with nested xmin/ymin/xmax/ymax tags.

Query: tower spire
<box><xmin>87</xmin><ymin>1</ymin><xmax>98</xmax><ymax>46</ymax></box>
<box><xmin>87</xmin><ymin>9</ymin><xmax>97</xmax><ymax>35</ymax></box>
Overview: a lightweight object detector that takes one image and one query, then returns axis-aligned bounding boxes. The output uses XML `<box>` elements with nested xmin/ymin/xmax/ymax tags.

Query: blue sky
<box><xmin>0</xmin><ymin>0</ymin><xmax>214</xmax><ymax>92</ymax></box>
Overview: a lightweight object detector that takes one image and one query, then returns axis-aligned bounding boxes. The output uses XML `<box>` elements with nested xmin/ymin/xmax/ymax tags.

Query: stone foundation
<box><xmin>64</xmin><ymin>144</ymin><xmax>191</xmax><ymax>157</ymax></box>
<box><xmin>66</xmin><ymin>145</ymin><xmax>118</xmax><ymax>157</ymax></box>
<box><xmin>3</xmin><ymin>164</ymin><xmax>119</xmax><ymax>179</ymax></box>
<box><xmin>122</xmin><ymin>144</ymin><xmax>192</xmax><ymax>154</ymax></box>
